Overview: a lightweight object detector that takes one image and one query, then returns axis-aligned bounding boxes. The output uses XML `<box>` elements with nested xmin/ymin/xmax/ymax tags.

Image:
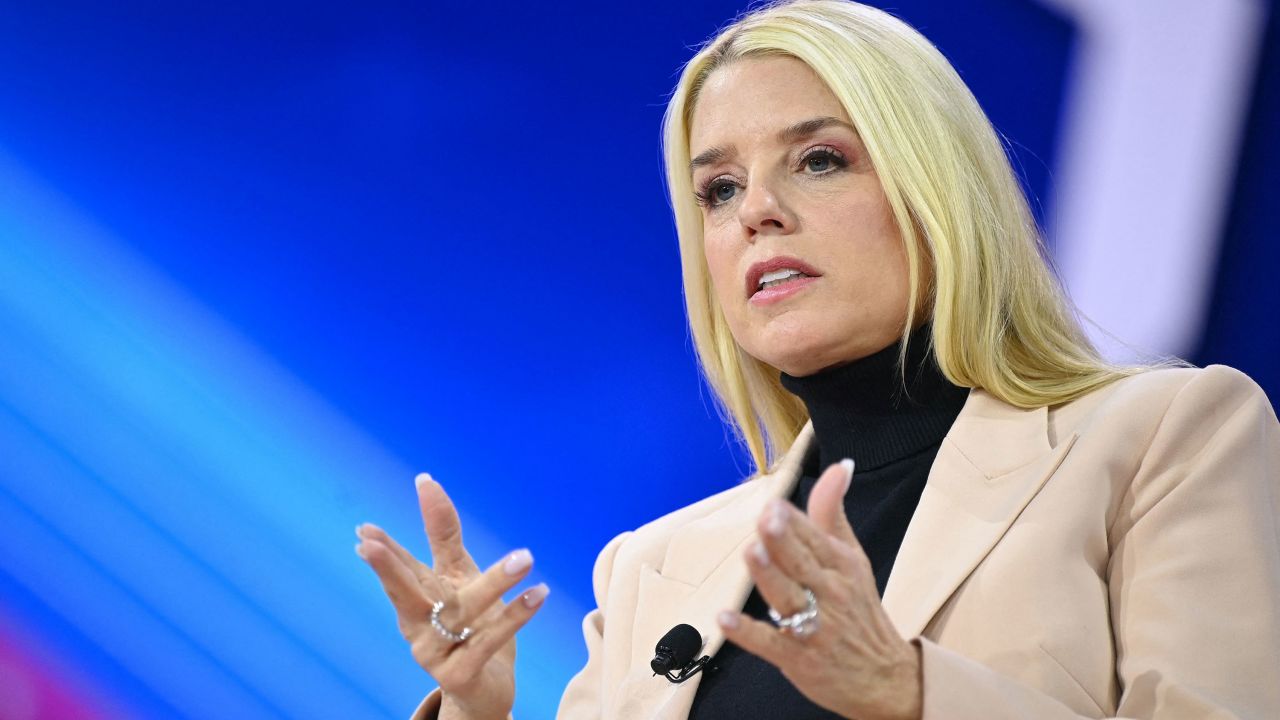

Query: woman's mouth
<box><xmin>744</xmin><ymin>256</ymin><xmax>824</xmax><ymax>301</ymax></box>
<box><xmin>750</xmin><ymin>273</ymin><xmax>819</xmax><ymax>305</ymax></box>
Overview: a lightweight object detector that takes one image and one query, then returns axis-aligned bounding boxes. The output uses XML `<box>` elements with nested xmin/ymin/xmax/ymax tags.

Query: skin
<box><xmin>355</xmin><ymin>475</ymin><xmax>547</xmax><ymax>720</ymax></box>
<box><xmin>722</xmin><ymin>461</ymin><xmax>923</xmax><ymax>720</ymax></box>
<box><xmin>691</xmin><ymin>55</ymin><xmax>920</xmax><ymax>377</ymax></box>
<box><xmin>356</xmin><ymin>55</ymin><xmax>926</xmax><ymax>720</ymax></box>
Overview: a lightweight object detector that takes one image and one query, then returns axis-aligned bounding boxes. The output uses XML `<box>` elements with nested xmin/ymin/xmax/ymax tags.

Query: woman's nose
<box><xmin>735</xmin><ymin>178</ymin><xmax>795</xmax><ymax>238</ymax></box>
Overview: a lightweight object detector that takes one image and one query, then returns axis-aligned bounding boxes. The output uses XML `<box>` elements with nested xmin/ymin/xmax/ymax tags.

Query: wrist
<box><xmin>884</xmin><ymin>640</ymin><xmax>924</xmax><ymax>720</ymax></box>
<box><xmin>852</xmin><ymin>640</ymin><xmax>923</xmax><ymax>720</ymax></box>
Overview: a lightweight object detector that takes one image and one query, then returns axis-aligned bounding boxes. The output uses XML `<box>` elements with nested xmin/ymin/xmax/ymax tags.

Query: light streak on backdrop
<box><xmin>1040</xmin><ymin>0</ymin><xmax>1268</xmax><ymax>360</ymax></box>
<box><xmin>0</xmin><ymin>149</ymin><xmax>586</xmax><ymax>718</ymax></box>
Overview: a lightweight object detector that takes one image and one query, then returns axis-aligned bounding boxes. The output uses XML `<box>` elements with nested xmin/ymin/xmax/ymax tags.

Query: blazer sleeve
<box><xmin>555</xmin><ymin>529</ymin><xmax>632</xmax><ymax>719</ymax></box>
<box><xmin>918</xmin><ymin>364</ymin><xmax>1280</xmax><ymax>719</ymax></box>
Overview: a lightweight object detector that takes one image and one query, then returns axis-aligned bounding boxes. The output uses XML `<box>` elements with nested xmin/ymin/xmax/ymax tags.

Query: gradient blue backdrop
<box><xmin>0</xmin><ymin>1</ymin><xmax>1276</xmax><ymax>718</ymax></box>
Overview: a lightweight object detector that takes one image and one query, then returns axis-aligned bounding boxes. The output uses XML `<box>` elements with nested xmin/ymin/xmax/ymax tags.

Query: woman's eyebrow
<box><xmin>689</xmin><ymin>116</ymin><xmax>856</xmax><ymax>172</ymax></box>
<box><xmin>776</xmin><ymin>116</ymin><xmax>854</xmax><ymax>144</ymax></box>
<box><xmin>690</xmin><ymin>146</ymin><xmax>731</xmax><ymax>173</ymax></box>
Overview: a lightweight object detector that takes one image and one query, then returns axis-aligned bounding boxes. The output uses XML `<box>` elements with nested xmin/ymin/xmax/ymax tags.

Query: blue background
<box><xmin>0</xmin><ymin>1</ymin><xmax>1275</xmax><ymax>717</ymax></box>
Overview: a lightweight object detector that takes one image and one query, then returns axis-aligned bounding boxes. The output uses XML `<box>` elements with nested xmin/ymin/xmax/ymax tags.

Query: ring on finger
<box><xmin>430</xmin><ymin>599</ymin><xmax>473</xmax><ymax>644</ymax></box>
<box><xmin>767</xmin><ymin>587</ymin><xmax>819</xmax><ymax>638</ymax></box>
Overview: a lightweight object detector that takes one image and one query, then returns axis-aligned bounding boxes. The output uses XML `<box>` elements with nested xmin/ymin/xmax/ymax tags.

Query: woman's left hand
<box><xmin>717</xmin><ymin>459</ymin><xmax>923</xmax><ymax>720</ymax></box>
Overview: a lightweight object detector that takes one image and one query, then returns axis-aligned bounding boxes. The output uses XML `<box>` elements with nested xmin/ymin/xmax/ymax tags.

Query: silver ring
<box><xmin>767</xmin><ymin>587</ymin><xmax>819</xmax><ymax>638</ymax></box>
<box><xmin>430</xmin><ymin>600</ymin><xmax>473</xmax><ymax>644</ymax></box>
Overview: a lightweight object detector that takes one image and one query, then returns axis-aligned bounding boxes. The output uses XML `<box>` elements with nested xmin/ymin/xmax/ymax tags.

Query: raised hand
<box><xmin>356</xmin><ymin>473</ymin><xmax>548</xmax><ymax>719</ymax></box>
<box><xmin>716</xmin><ymin>460</ymin><xmax>922</xmax><ymax>720</ymax></box>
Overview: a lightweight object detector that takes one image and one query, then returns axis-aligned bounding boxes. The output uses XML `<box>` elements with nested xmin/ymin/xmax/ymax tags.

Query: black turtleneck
<box><xmin>687</xmin><ymin>324</ymin><xmax>969</xmax><ymax>719</ymax></box>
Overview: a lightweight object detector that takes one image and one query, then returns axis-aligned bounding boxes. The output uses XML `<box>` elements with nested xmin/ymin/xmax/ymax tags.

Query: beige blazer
<box><xmin>417</xmin><ymin>364</ymin><xmax>1280</xmax><ymax>719</ymax></box>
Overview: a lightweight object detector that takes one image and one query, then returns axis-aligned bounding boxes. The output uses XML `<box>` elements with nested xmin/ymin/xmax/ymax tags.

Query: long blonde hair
<box><xmin>662</xmin><ymin>0</ymin><xmax>1165</xmax><ymax>474</ymax></box>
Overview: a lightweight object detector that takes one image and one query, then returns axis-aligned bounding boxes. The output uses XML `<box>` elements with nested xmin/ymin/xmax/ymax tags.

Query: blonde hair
<box><xmin>662</xmin><ymin>0</ymin><xmax>1168</xmax><ymax>474</ymax></box>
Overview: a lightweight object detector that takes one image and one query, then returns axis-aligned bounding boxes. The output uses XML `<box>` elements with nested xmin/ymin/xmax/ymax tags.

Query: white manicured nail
<box><xmin>766</xmin><ymin>500</ymin><xmax>787</xmax><ymax>536</ymax></box>
<box><xmin>522</xmin><ymin>583</ymin><xmax>550</xmax><ymax>608</ymax></box>
<box><xmin>840</xmin><ymin>458</ymin><xmax>855</xmax><ymax>493</ymax></box>
<box><xmin>415</xmin><ymin>472</ymin><xmax>433</xmax><ymax>487</ymax></box>
<box><xmin>751</xmin><ymin>542</ymin><xmax>770</xmax><ymax>567</ymax></box>
<box><xmin>504</xmin><ymin>549</ymin><xmax>533</xmax><ymax>575</ymax></box>
<box><xmin>718</xmin><ymin>611</ymin><xmax>740</xmax><ymax>630</ymax></box>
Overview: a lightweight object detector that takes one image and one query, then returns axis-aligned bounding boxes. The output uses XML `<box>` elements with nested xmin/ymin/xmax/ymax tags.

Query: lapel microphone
<box><xmin>651</xmin><ymin>624</ymin><xmax>711</xmax><ymax>683</ymax></box>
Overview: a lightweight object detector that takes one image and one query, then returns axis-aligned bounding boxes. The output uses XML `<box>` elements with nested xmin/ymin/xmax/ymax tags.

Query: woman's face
<box><xmin>689</xmin><ymin>56</ymin><xmax>915</xmax><ymax>377</ymax></box>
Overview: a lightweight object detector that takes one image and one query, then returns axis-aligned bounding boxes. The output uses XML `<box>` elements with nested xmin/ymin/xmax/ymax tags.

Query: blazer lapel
<box><xmin>618</xmin><ymin>387</ymin><xmax>1079</xmax><ymax>717</ymax></box>
<box><xmin>882</xmin><ymin>388</ymin><xmax>1079</xmax><ymax>638</ymax></box>
<box><xmin>617</xmin><ymin>424</ymin><xmax>815</xmax><ymax>719</ymax></box>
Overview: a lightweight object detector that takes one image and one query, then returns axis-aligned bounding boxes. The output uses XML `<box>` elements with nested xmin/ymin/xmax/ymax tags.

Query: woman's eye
<box><xmin>694</xmin><ymin>177</ymin><xmax>739</xmax><ymax>209</ymax></box>
<box><xmin>712</xmin><ymin>183</ymin><xmax>737</xmax><ymax>204</ymax></box>
<box><xmin>803</xmin><ymin>149</ymin><xmax>845</xmax><ymax>173</ymax></box>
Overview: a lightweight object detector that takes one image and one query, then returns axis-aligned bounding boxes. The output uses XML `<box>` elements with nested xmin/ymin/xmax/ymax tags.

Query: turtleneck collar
<box><xmin>779</xmin><ymin>323</ymin><xmax>970</xmax><ymax>472</ymax></box>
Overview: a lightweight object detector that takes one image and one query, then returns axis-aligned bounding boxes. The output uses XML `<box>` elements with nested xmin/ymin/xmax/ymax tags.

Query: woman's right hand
<box><xmin>355</xmin><ymin>473</ymin><xmax>549</xmax><ymax>719</ymax></box>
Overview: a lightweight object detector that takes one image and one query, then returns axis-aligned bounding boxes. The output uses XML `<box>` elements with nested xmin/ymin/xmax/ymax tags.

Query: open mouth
<box><xmin>755</xmin><ymin>268</ymin><xmax>814</xmax><ymax>293</ymax></box>
<box><xmin>745</xmin><ymin>256</ymin><xmax>823</xmax><ymax>301</ymax></box>
<box><xmin>750</xmin><ymin>274</ymin><xmax>819</xmax><ymax>305</ymax></box>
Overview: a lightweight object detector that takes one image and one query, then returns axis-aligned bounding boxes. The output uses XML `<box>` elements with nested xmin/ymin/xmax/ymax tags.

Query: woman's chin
<box><xmin>758</xmin><ymin>347</ymin><xmax>836</xmax><ymax>378</ymax></box>
<box><xmin>751</xmin><ymin>330</ymin><xmax>902</xmax><ymax>377</ymax></box>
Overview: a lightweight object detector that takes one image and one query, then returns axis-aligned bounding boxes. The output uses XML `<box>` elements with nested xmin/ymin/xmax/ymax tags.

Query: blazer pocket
<box><xmin>608</xmin><ymin>564</ymin><xmax>701</xmax><ymax>718</ymax></box>
<box><xmin>1036</xmin><ymin>642</ymin><xmax>1108</xmax><ymax>717</ymax></box>
<box><xmin>629</xmin><ymin>564</ymin><xmax>698</xmax><ymax>672</ymax></box>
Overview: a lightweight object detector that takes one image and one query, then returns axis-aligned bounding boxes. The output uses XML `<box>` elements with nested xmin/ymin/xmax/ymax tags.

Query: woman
<box><xmin>355</xmin><ymin>1</ymin><xmax>1280</xmax><ymax>718</ymax></box>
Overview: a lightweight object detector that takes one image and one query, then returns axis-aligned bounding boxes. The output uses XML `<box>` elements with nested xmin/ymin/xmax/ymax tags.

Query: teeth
<box><xmin>760</xmin><ymin>268</ymin><xmax>804</xmax><ymax>283</ymax></box>
<box><xmin>758</xmin><ymin>268</ymin><xmax>809</xmax><ymax>291</ymax></box>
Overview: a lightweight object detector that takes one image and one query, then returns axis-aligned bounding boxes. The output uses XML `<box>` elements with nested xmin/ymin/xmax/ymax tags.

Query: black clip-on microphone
<box><xmin>651</xmin><ymin>623</ymin><xmax>711</xmax><ymax>684</ymax></box>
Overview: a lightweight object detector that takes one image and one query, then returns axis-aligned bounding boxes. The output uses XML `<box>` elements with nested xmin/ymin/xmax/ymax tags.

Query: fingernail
<box><xmin>355</xmin><ymin>524</ymin><xmax>365</xmax><ymax>538</ymax></box>
<box><xmin>504</xmin><ymin>548</ymin><xmax>533</xmax><ymax>575</ymax></box>
<box><xmin>718</xmin><ymin>611</ymin><xmax>739</xmax><ymax>630</ymax></box>
<box><xmin>766</xmin><ymin>500</ymin><xmax>788</xmax><ymax>536</ymax></box>
<box><xmin>750</xmin><ymin>541</ymin><xmax>770</xmax><ymax>567</ymax></box>
<box><xmin>840</xmin><ymin>458</ymin><xmax>855</xmax><ymax>493</ymax></box>
<box><xmin>354</xmin><ymin>542</ymin><xmax>368</xmax><ymax>560</ymax></box>
<box><xmin>521</xmin><ymin>583</ymin><xmax>550</xmax><ymax>608</ymax></box>
<box><xmin>415</xmin><ymin>472</ymin><xmax>433</xmax><ymax>487</ymax></box>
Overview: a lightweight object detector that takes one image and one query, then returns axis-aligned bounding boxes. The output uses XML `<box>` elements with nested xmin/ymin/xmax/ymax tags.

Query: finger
<box><xmin>759</xmin><ymin>499</ymin><xmax>838</xmax><ymax>593</ymax></box>
<box><xmin>436</xmin><ymin>584</ymin><xmax>550</xmax><ymax>686</ymax></box>
<box><xmin>357</xmin><ymin>523</ymin><xmax>428</xmax><ymax>576</ymax></box>
<box><xmin>416</xmin><ymin>473</ymin><xmax>480</xmax><ymax>576</ymax></box>
<box><xmin>356</xmin><ymin>537</ymin><xmax>434</xmax><ymax>622</ymax></box>
<box><xmin>745</xmin><ymin>540</ymin><xmax>812</xmax><ymax>620</ymax></box>
<box><xmin>716</xmin><ymin>610</ymin><xmax>795</xmax><ymax>670</ymax></box>
<box><xmin>806</xmin><ymin>459</ymin><xmax>858</xmax><ymax>546</ymax></box>
<box><xmin>455</xmin><ymin>548</ymin><xmax>535</xmax><ymax>623</ymax></box>
<box><xmin>776</xmin><ymin>490</ymin><xmax>857</xmax><ymax>570</ymax></box>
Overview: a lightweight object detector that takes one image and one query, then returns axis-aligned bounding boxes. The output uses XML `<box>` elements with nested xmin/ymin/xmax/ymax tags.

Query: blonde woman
<box><xmin>355</xmin><ymin>1</ymin><xmax>1280</xmax><ymax>717</ymax></box>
